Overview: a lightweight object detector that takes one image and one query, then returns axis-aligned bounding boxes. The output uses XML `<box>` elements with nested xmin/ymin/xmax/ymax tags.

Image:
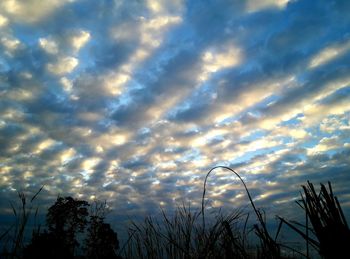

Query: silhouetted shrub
<box><xmin>23</xmin><ymin>231</ymin><xmax>72</xmax><ymax>259</ymax></box>
<box><xmin>21</xmin><ymin>197</ymin><xmax>120</xmax><ymax>259</ymax></box>
<box><xmin>85</xmin><ymin>201</ymin><xmax>121</xmax><ymax>259</ymax></box>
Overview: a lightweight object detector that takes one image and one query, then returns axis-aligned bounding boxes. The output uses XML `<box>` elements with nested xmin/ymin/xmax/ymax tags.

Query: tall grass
<box><xmin>124</xmin><ymin>166</ymin><xmax>284</xmax><ymax>259</ymax></box>
<box><xmin>124</xmin><ymin>204</ymin><xmax>248</xmax><ymax>259</ymax></box>
<box><xmin>0</xmin><ymin>186</ymin><xmax>43</xmax><ymax>259</ymax></box>
<box><xmin>202</xmin><ymin>166</ymin><xmax>280</xmax><ymax>258</ymax></box>
<box><xmin>277</xmin><ymin>181</ymin><xmax>350</xmax><ymax>259</ymax></box>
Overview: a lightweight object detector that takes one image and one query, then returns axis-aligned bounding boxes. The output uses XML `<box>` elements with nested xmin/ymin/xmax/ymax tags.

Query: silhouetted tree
<box><xmin>85</xmin><ymin>200</ymin><xmax>121</xmax><ymax>259</ymax></box>
<box><xmin>23</xmin><ymin>197</ymin><xmax>121</xmax><ymax>259</ymax></box>
<box><xmin>46</xmin><ymin>196</ymin><xmax>89</xmax><ymax>255</ymax></box>
<box><xmin>23</xmin><ymin>231</ymin><xmax>72</xmax><ymax>259</ymax></box>
<box><xmin>23</xmin><ymin>196</ymin><xmax>90</xmax><ymax>259</ymax></box>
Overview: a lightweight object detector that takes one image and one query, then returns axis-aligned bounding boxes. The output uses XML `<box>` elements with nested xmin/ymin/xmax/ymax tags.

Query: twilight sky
<box><xmin>1</xmin><ymin>0</ymin><xmax>350</xmax><ymax>228</ymax></box>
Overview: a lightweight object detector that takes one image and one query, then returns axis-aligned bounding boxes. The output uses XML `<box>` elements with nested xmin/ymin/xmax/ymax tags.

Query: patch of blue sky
<box><xmin>299</xmin><ymin>137</ymin><xmax>322</xmax><ymax>150</ymax></box>
<box><xmin>176</xmin><ymin>148</ymin><xmax>201</xmax><ymax>164</ymax></box>
<box><xmin>72</xmin><ymin>44</ymin><xmax>94</xmax><ymax>75</ymax></box>
<box><xmin>228</xmin><ymin>145</ymin><xmax>285</xmax><ymax>167</ymax></box>
<box><xmin>11</xmin><ymin>23</ymin><xmax>44</xmax><ymax>46</ymax></box>
<box><xmin>279</xmin><ymin>113</ymin><xmax>304</xmax><ymax>127</ymax></box>
<box><xmin>0</xmin><ymin>57</ymin><xmax>10</xmax><ymax>73</ymax></box>
<box><xmin>240</xmin><ymin>129</ymin><xmax>268</xmax><ymax>142</ymax></box>
<box><xmin>104</xmin><ymin>79</ymin><xmax>140</xmax><ymax>118</ymax></box>
<box><xmin>319</xmin><ymin>86</ymin><xmax>350</xmax><ymax>104</ymax></box>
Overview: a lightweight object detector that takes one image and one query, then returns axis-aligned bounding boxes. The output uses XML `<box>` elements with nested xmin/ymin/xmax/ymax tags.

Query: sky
<box><xmin>1</xmin><ymin>0</ymin><xmax>350</xmax><ymax>235</ymax></box>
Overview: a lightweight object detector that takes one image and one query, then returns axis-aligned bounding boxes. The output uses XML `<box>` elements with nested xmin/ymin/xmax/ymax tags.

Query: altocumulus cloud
<box><xmin>0</xmin><ymin>0</ymin><xmax>350</xmax><ymax>233</ymax></box>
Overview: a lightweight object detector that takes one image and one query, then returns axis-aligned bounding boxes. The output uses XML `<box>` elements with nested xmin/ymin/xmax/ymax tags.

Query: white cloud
<box><xmin>60</xmin><ymin>77</ymin><xmax>73</xmax><ymax>92</ymax></box>
<box><xmin>1</xmin><ymin>0</ymin><xmax>74</xmax><ymax>23</ymax></box>
<box><xmin>39</xmin><ymin>37</ymin><xmax>59</xmax><ymax>55</ymax></box>
<box><xmin>320</xmin><ymin>116</ymin><xmax>350</xmax><ymax>133</ymax></box>
<box><xmin>307</xmin><ymin>136</ymin><xmax>341</xmax><ymax>155</ymax></box>
<box><xmin>34</xmin><ymin>138</ymin><xmax>57</xmax><ymax>154</ymax></box>
<box><xmin>146</xmin><ymin>0</ymin><xmax>184</xmax><ymax>15</ymax></box>
<box><xmin>140</xmin><ymin>15</ymin><xmax>182</xmax><ymax>48</ymax></box>
<box><xmin>309</xmin><ymin>40</ymin><xmax>350</xmax><ymax>69</ymax></box>
<box><xmin>199</xmin><ymin>44</ymin><xmax>242</xmax><ymax>82</ymax></box>
<box><xmin>213</xmin><ymin>75</ymin><xmax>296</xmax><ymax>124</ymax></box>
<box><xmin>47</xmin><ymin>56</ymin><xmax>78</xmax><ymax>75</ymax></box>
<box><xmin>107</xmin><ymin>14</ymin><xmax>182</xmax><ymax>98</ymax></box>
<box><xmin>246</xmin><ymin>0</ymin><xmax>290</xmax><ymax>13</ymax></box>
<box><xmin>1</xmin><ymin>36</ymin><xmax>21</xmax><ymax>54</ymax></box>
<box><xmin>60</xmin><ymin>148</ymin><xmax>76</xmax><ymax>164</ymax></box>
<box><xmin>69</xmin><ymin>30</ymin><xmax>91</xmax><ymax>51</ymax></box>
<box><xmin>0</xmin><ymin>14</ymin><xmax>9</xmax><ymax>27</ymax></box>
<box><xmin>274</xmin><ymin>127</ymin><xmax>309</xmax><ymax>140</ymax></box>
<box><xmin>103</xmin><ymin>72</ymin><xmax>130</xmax><ymax>96</ymax></box>
<box><xmin>301</xmin><ymin>88</ymin><xmax>350</xmax><ymax>127</ymax></box>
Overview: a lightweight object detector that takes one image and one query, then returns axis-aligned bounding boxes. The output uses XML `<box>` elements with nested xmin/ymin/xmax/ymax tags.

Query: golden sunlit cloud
<box><xmin>60</xmin><ymin>77</ymin><xmax>73</xmax><ymax>92</ymax></box>
<box><xmin>307</xmin><ymin>136</ymin><xmax>341</xmax><ymax>155</ymax></box>
<box><xmin>69</xmin><ymin>30</ymin><xmax>91</xmax><ymax>51</ymax></box>
<box><xmin>82</xmin><ymin>157</ymin><xmax>101</xmax><ymax>171</ymax></box>
<box><xmin>47</xmin><ymin>56</ymin><xmax>78</xmax><ymax>75</ymax></box>
<box><xmin>1</xmin><ymin>0</ymin><xmax>74</xmax><ymax>23</ymax></box>
<box><xmin>1</xmin><ymin>36</ymin><xmax>21</xmax><ymax>54</ymax></box>
<box><xmin>34</xmin><ymin>138</ymin><xmax>57</xmax><ymax>154</ymax></box>
<box><xmin>199</xmin><ymin>44</ymin><xmax>242</xmax><ymax>82</ymax></box>
<box><xmin>309</xmin><ymin>40</ymin><xmax>350</xmax><ymax>69</ymax></box>
<box><xmin>39</xmin><ymin>37</ymin><xmax>59</xmax><ymax>54</ymax></box>
<box><xmin>0</xmin><ymin>14</ymin><xmax>9</xmax><ymax>27</ymax></box>
<box><xmin>60</xmin><ymin>148</ymin><xmax>77</xmax><ymax>164</ymax></box>
<box><xmin>246</xmin><ymin>0</ymin><xmax>290</xmax><ymax>13</ymax></box>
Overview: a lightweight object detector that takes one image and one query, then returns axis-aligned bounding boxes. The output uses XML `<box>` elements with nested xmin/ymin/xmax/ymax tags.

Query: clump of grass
<box><xmin>124</xmin><ymin>166</ymin><xmax>284</xmax><ymax>259</ymax></box>
<box><xmin>124</xmin><ymin>204</ymin><xmax>248</xmax><ymax>259</ymax></box>
<box><xmin>202</xmin><ymin>166</ymin><xmax>281</xmax><ymax>259</ymax></box>
<box><xmin>0</xmin><ymin>186</ymin><xmax>43</xmax><ymax>259</ymax></box>
<box><xmin>278</xmin><ymin>181</ymin><xmax>350</xmax><ymax>258</ymax></box>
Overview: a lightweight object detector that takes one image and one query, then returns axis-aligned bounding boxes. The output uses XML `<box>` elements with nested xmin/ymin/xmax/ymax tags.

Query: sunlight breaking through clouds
<box><xmin>0</xmin><ymin>0</ymin><xmax>350</xmax><ymax>234</ymax></box>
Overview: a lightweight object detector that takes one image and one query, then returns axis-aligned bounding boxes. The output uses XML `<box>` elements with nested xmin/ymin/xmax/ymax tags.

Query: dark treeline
<box><xmin>1</xmin><ymin>168</ymin><xmax>350</xmax><ymax>259</ymax></box>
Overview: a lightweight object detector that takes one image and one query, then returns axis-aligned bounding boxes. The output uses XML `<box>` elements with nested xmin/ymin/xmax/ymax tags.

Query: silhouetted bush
<box><xmin>23</xmin><ymin>231</ymin><xmax>73</xmax><ymax>259</ymax></box>
<box><xmin>20</xmin><ymin>197</ymin><xmax>121</xmax><ymax>259</ymax></box>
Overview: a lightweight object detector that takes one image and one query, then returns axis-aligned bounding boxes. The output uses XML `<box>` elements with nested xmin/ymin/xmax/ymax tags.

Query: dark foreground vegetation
<box><xmin>1</xmin><ymin>167</ymin><xmax>349</xmax><ymax>259</ymax></box>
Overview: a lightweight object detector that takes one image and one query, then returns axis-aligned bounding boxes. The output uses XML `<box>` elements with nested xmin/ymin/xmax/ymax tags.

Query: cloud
<box><xmin>0</xmin><ymin>0</ymin><xmax>350</xmax><ymax>239</ymax></box>
<box><xmin>69</xmin><ymin>30</ymin><xmax>90</xmax><ymax>51</ymax></box>
<box><xmin>308</xmin><ymin>137</ymin><xmax>338</xmax><ymax>154</ymax></box>
<box><xmin>245</xmin><ymin>0</ymin><xmax>290</xmax><ymax>13</ymax></box>
<box><xmin>39</xmin><ymin>37</ymin><xmax>59</xmax><ymax>55</ymax></box>
<box><xmin>47</xmin><ymin>56</ymin><xmax>78</xmax><ymax>75</ymax></box>
<box><xmin>0</xmin><ymin>14</ymin><xmax>9</xmax><ymax>27</ymax></box>
<box><xmin>1</xmin><ymin>36</ymin><xmax>21</xmax><ymax>55</ymax></box>
<box><xmin>308</xmin><ymin>39</ymin><xmax>350</xmax><ymax>69</ymax></box>
<box><xmin>0</xmin><ymin>0</ymin><xmax>74</xmax><ymax>23</ymax></box>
